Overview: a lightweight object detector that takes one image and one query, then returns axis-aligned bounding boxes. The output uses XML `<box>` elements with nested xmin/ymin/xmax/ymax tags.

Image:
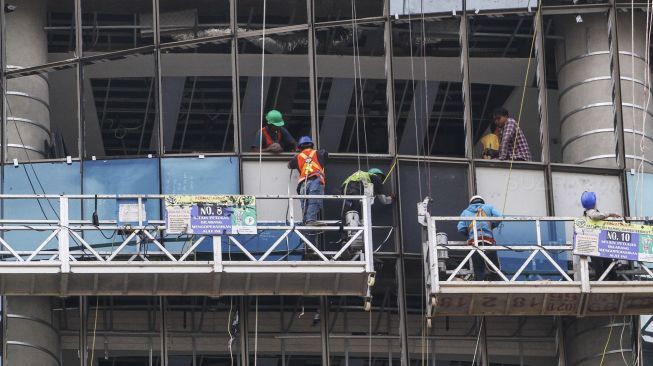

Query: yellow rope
<box><xmin>599</xmin><ymin>319</ymin><xmax>615</xmax><ymax>366</ymax></box>
<box><xmin>383</xmin><ymin>158</ymin><xmax>398</xmax><ymax>184</ymax></box>
<box><xmin>501</xmin><ymin>4</ymin><xmax>540</xmax><ymax>213</ymax></box>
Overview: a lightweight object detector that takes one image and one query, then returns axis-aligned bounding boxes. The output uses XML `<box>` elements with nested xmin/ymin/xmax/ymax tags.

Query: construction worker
<box><xmin>494</xmin><ymin>107</ymin><xmax>532</xmax><ymax>161</ymax></box>
<box><xmin>480</xmin><ymin>121</ymin><xmax>501</xmax><ymax>159</ymax></box>
<box><xmin>341</xmin><ymin>168</ymin><xmax>393</xmax><ymax>212</ymax></box>
<box><xmin>580</xmin><ymin>191</ymin><xmax>622</xmax><ymax>280</ymax></box>
<box><xmin>251</xmin><ymin>109</ymin><xmax>297</xmax><ymax>153</ymax></box>
<box><xmin>288</xmin><ymin>136</ymin><xmax>328</xmax><ymax>225</ymax></box>
<box><xmin>340</xmin><ymin>168</ymin><xmax>393</xmax><ymax>250</ymax></box>
<box><xmin>457</xmin><ymin>195</ymin><xmax>502</xmax><ymax>281</ymax></box>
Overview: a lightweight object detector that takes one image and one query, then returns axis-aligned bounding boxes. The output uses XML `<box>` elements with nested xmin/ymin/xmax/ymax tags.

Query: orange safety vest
<box><xmin>261</xmin><ymin>127</ymin><xmax>281</xmax><ymax>147</ymax></box>
<box><xmin>296</xmin><ymin>149</ymin><xmax>325</xmax><ymax>184</ymax></box>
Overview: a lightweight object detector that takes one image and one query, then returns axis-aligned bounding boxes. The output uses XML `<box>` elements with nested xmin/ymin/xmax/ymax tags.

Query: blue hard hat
<box><xmin>298</xmin><ymin>136</ymin><xmax>313</xmax><ymax>147</ymax></box>
<box><xmin>581</xmin><ymin>191</ymin><xmax>597</xmax><ymax>210</ymax></box>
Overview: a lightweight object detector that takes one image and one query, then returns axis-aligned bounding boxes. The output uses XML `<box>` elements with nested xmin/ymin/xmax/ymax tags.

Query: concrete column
<box><xmin>564</xmin><ymin>317</ymin><xmax>633</xmax><ymax>366</ymax></box>
<box><xmin>5</xmin><ymin>0</ymin><xmax>50</xmax><ymax>161</ymax></box>
<box><xmin>556</xmin><ymin>13</ymin><xmax>653</xmax><ymax>170</ymax></box>
<box><xmin>5</xmin><ymin>296</ymin><xmax>60</xmax><ymax>366</ymax></box>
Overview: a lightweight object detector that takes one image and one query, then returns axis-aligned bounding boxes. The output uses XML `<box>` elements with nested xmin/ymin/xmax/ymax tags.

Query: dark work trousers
<box><xmin>468</xmin><ymin>238</ymin><xmax>501</xmax><ymax>281</ymax></box>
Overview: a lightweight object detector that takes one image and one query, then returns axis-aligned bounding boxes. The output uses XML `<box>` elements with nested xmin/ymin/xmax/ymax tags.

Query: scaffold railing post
<box><xmin>361</xmin><ymin>195</ymin><xmax>374</xmax><ymax>273</ymax></box>
<box><xmin>59</xmin><ymin>196</ymin><xmax>70</xmax><ymax>273</ymax></box>
<box><xmin>213</xmin><ymin>235</ymin><xmax>223</xmax><ymax>272</ymax></box>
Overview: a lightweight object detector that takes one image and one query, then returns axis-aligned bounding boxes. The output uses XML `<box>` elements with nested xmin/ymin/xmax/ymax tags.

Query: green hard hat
<box><xmin>368</xmin><ymin>168</ymin><xmax>384</xmax><ymax>176</ymax></box>
<box><xmin>265</xmin><ymin>110</ymin><xmax>285</xmax><ymax>126</ymax></box>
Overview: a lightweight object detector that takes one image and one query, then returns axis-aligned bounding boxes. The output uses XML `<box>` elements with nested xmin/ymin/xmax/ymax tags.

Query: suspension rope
<box><xmin>351</xmin><ymin>0</ymin><xmax>371</xmax><ymax>169</ymax></box>
<box><xmin>89</xmin><ymin>297</ymin><xmax>100</xmax><ymax>365</ymax></box>
<box><xmin>501</xmin><ymin>4</ymin><xmax>540</xmax><ymax>213</ymax></box>
<box><xmin>420</xmin><ymin>0</ymin><xmax>432</xmax><ymax>197</ymax></box>
<box><xmin>350</xmin><ymin>1</ymin><xmax>362</xmax><ymax>171</ymax></box>
<box><xmin>257</xmin><ymin>0</ymin><xmax>268</xmax><ymax>192</ymax></box>
<box><xmin>599</xmin><ymin>317</ymin><xmax>615</xmax><ymax>366</ymax></box>
<box><xmin>407</xmin><ymin>11</ymin><xmax>424</xmax><ymax>200</ymax></box>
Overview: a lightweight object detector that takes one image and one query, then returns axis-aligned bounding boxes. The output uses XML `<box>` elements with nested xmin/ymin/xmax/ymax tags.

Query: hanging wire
<box><xmin>599</xmin><ymin>316</ymin><xmax>616</xmax><ymax>366</ymax></box>
<box><xmin>350</xmin><ymin>0</ymin><xmax>362</xmax><ymax>171</ymax></box>
<box><xmin>257</xmin><ymin>0</ymin><xmax>268</xmax><ymax>192</ymax></box>
<box><xmin>501</xmin><ymin>4</ymin><xmax>540</xmax><ymax>213</ymax></box>
<box><xmin>350</xmin><ymin>0</ymin><xmax>371</xmax><ymax>169</ymax></box>
<box><xmin>619</xmin><ymin>316</ymin><xmax>630</xmax><ymax>366</ymax></box>
<box><xmin>227</xmin><ymin>297</ymin><xmax>235</xmax><ymax>366</ymax></box>
<box><xmin>470</xmin><ymin>317</ymin><xmax>483</xmax><ymax>365</ymax></box>
<box><xmin>368</xmin><ymin>301</ymin><xmax>372</xmax><ymax>365</ymax></box>
<box><xmin>406</xmin><ymin>10</ymin><xmax>424</xmax><ymax>200</ymax></box>
<box><xmin>89</xmin><ymin>297</ymin><xmax>100</xmax><ymax>364</ymax></box>
<box><xmin>420</xmin><ymin>0</ymin><xmax>432</xmax><ymax>197</ymax></box>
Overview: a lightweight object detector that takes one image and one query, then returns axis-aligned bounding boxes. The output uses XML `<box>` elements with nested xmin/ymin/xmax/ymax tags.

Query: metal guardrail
<box><xmin>423</xmin><ymin>215</ymin><xmax>653</xmax><ymax>289</ymax></box>
<box><xmin>419</xmin><ymin>203</ymin><xmax>653</xmax><ymax>318</ymax></box>
<box><xmin>0</xmin><ymin>194</ymin><xmax>376</xmax><ymax>275</ymax></box>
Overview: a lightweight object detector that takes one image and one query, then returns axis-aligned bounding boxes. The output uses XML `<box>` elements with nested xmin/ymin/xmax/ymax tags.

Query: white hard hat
<box><xmin>469</xmin><ymin>195</ymin><xmax>485</xmax><ymax>204</ymax></box>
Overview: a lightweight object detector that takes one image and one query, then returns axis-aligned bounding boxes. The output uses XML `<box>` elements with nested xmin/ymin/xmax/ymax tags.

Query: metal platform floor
<box><xmin>0</xmin><ymin>261</ymin><xmax>371</xmax><ymax>296</ymax></box>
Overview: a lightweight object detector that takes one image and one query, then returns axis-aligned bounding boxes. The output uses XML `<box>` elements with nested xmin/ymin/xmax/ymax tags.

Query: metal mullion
<box><xmin>75</xmin><ymin>0</ymin><xmax>84</xmax><ymax>161</ymax></box>
<box><xmin>385</xmin><ymin>8</ymin><xmax>397</xmax><ymax>156</ymax></box>
<box><xmin>1</xmin><ymin>0</ymin><xmax>6</xmax><ymax>166</ymax></box>
<box><xmin>393</xmin><ymin>164</ymin><xmax>410</xmax><ymax>366</ymax></box>
<box><xmin>80</xmin><ymin>296</ymin><xmax>88</xmax><ymax>366</ymax></box>
<box><xmin>320</xmin><ymin>296</ymin><xmax>330</xmax><ymax>366</ymax></box>
<box><xmin>153</xmin><ymin>0</ymin><xmax>164</xmax><ymax>157</ymax></box>
<box><xmin>534</xmin><ymin>9</ymin><xmax>550</xmax><ymax>164</ymax></box>
<box><xmin>159</xmin><ymin>296</ymin><xmax>168</xmax><ymax>366</ymax></box>
<box><xmin>239</xmin><ymin>297</ymin><xmax>249</xmax><ymax>366</ymax></box>
<box><xmin>231</xmin><ymin>0</ymin><xmax>241</xmax><ymax>155</ymax></box>
<box><xmin>307</xmin><ymin>0</ymin><xmax>319</xmax><ymax>145</ymax></box>
<box><xmin>608</xmin><ymin>4</ymin><xmax>627</xmax><ymax>171</ymax></box>
<box><xmin>460</xmin><ymin>3</ymin><xmax>475</xmax><ymax>195</ymax></box>
<box><xmin>608</xmin><ymin>3</ymin><xmax>630</xmax><ymax>215</ymax></box>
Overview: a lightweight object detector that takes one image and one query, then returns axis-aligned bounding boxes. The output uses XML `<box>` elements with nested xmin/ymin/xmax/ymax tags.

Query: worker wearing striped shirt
<box><xmin>493</xmin><ymin>107</ymin><xmax>532</xmax><ymax>161</ymax></box>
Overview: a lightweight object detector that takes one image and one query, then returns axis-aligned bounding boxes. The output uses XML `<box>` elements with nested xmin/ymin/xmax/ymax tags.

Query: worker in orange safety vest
<box><xmin>288</xmin><ymin>136</ymin><xmax>328</xmax><ymax>225</ymax></box>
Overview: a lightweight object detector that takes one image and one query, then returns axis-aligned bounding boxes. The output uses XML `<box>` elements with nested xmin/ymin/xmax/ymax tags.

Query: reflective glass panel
<box><xmin>6</xmin><ymin>65</ymin><xmax>79</xmax><ymax>162</ymax></box>
<box><xmin>316</xmin><ymin>23</ymin><xmax>389</xmax><ymax>154</ymax></box>
<box><xmin>82</xmin><ymin>0</ymin><xmax>154</xmax><ymax>54</ymax></box>
<box><xmin>544</xmin><ymin>12</ymin><xmax>617</xmax><ymax>167</ymax></box>
<box><xmin>3</xmin><ymin>162</ymin><xmax>81</xmax><ymax>254</ymax></box>
<box><xmin>398</xmin><ymin>162</ymin><xmax>468</xmax><ymax>253</ymax></box>
<box><xmin>161</xmin><ymin>40</ymin><xmax>234</xmax><ymax>153</ymax></box>
<box><xmin>238</xmin><ymin>29</ymin><xmax>310</xmax><ymax>153</ymax></box>
<box><xmin>237</xmin><ymin>0</ymin><xmax>307</xmax><ymax>30</ymax></box>
<box><xmin>82</xmin><ymin>158</ymin><xmax>160</xmax><ymax>252</ymax></box>
<box><xmin>158</xmin><ymin>0</ymin><xmax>230</xmax><ymax>44</ymax></box>
<box><xmin>392</xmin><ymin>17</ymin><xmax>464</xmax><ymax>157</ymax></box>
<box><xmin>315</xmin><ymin>0</ymin><xmax>384</xmax><ymax>23</ymax></box>
<box><xmin>83</xmin><ymin>53</ymin><xmax>158</xmax><ymax>158</ymax></box>
<box><xmin>469</xmin><ymin>14</ymin><xmax>542</xmax><ymax>161</ymax></box>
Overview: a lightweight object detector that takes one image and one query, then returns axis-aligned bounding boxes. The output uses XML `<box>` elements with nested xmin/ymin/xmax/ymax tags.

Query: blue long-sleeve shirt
<box><xmin>457</xmin><ymin>203</ymin><xmax>502</xmax><ymax>241</ymax></box>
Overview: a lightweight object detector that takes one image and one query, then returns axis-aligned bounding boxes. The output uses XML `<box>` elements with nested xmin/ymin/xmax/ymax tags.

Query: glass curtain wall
<box><xmin>0</xmin><ymin>0</ymin><xmax>646</xmax><ymax>365</ymax></box>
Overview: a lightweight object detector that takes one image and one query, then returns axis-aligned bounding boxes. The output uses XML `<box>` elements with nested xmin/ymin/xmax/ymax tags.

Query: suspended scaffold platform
<box><xmin>0</xmin><ymin>194</ymin><xmax>377</xmax><ymax>300</ymax></box>
<box><xmin>418</xmin><ymin>199</ymin><xmax>653</xmax><ymax>322</ymax></box>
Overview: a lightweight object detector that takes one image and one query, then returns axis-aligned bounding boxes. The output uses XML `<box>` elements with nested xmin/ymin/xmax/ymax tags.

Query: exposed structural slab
<box><xmin>430</xmin><ymin>282</ymin><xmax>653</xmax><ymax>317</ymax></box>
<box><xmin>0</xmin><ymin>264</ymin><xmax>370</xmax><ymax>296</ymax></box>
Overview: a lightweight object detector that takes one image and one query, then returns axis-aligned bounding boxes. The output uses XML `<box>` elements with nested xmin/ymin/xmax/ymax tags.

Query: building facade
<box><xmin>1</xmin><ymin>0</ymin><xmax>653</xmax><ymax>365</ymax></box>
